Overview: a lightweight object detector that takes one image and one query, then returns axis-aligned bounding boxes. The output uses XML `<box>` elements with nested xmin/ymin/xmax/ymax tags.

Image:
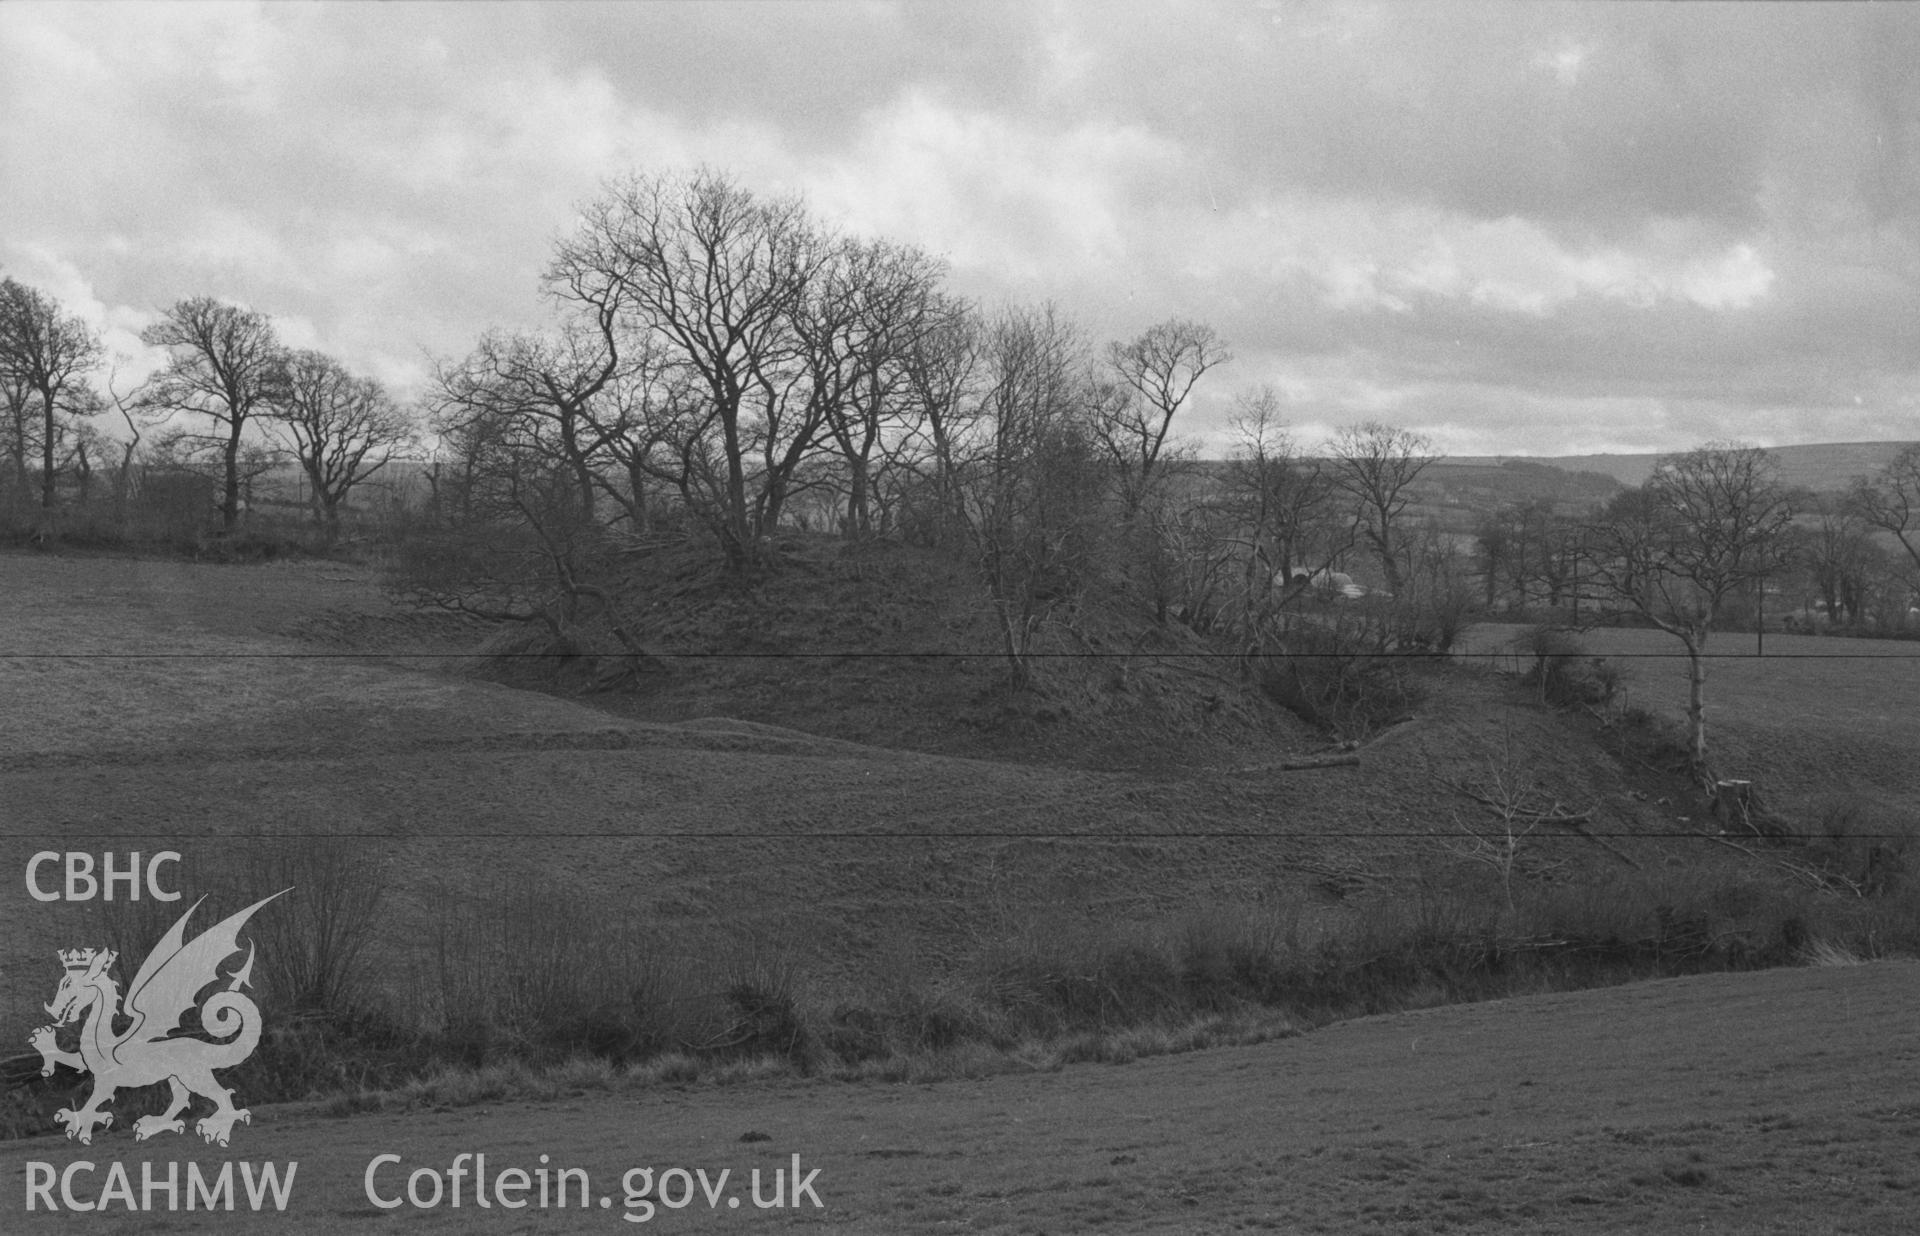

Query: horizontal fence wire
<box><xmin>3</xmin><ymin>650</ymin><xmax>1917</xmax><ymax>660</ymax></box>
<box><xmin>0</xmin><ymin>830</ymin><xmax>1909</xmax><ymax>841</ymax></box>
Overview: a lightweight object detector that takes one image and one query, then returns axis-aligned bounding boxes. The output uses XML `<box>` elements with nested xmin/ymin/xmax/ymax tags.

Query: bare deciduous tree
<box><xmin>1476</xmin><ymin>498</ymin><xmax>1589</xmax><ymax>612</ymax></box>
<box><xmin>1796</xmin><ymin>491</ymin><xmax>1887</xmax><ymax>625</ymax></box>
<box><xmin>1325</xmin><ymin>421</ymin><xmax>1435</xmax><ymax>594</ymax></box>
<box><xmin>798</xmin><ymin>238</ymin><xmax>947</xmax><ymax>538</ymax></box>
<box><xmin>269</xmin><ymin>350</ymin><xmax>416</xmax><ymax>536</ymax></box>
<box><xmin>398</xmin><ymin>393</ymin><xmax>654</xmax><ymax>671</ymax></box>
<box><xmin>1851</xmin><ymin>443</ymin><xmax>1920</xmax><ymax>577</ymax></box>
<box><xmin>957</xmin><ymin>304</ymin><xmax>1108</xmax><ymax>690</ymax></box>
<box><xmin>102</xmin><ymin>367</ymin><xmax>144</xmax><ymax>524</ymax></box>
<box><xmin>893</xmin><ymin>294</ymin><xmax>983</xmax><ymax>544</ymax></box>
<box><xmin>552</xmin><ymin>168</ymin><xmax>833</xmax><ymax>566</ymax></box>
<box><xmin>1222</xmin><ymin>386</ymin><xmax>1343</xmax><ymax>627</ymax></box>
<box><xmin>1096</xmin><ymin>318</ymin><xmax>1228</xmax><ymax>519</ymax></box>
<box><xmin>2</xmin><ymin>362</ymin><xmax>32</xmax><ymax>511</ymax></box>
<box><xmin>1586</xmin><ymin>443</ymin><xmax>1794</xmax><ymax>788</ymax></box>
<box><xmin>138</xmin><ymin>298</ymin><xmax>284</xmax><ymax>530</ymax></box>
<box><xmin>0</xmin><ymin>277</ymin><xmax>103</xmax><ymax>515</ymax></box>
<box><xmin>1439</xmin><ymin>727</ymin><xmax>1582</xmax><ymax>911</ymax></box>
<box><xmin>432</xmin><ymin>328</ymin><xmax>625</xmax><ymax>523</ymax></box>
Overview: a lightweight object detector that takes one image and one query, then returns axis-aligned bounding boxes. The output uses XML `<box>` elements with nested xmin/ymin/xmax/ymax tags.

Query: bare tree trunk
<box><xmin>1376</xmin><ymin>532</ymin><xmax>1402</xmax><ymax>595</ymax></box>
<box><xmin>112</xmin><ymin>399</ymin><xmax>140</xmax><ymax>528</ymax></box>
<box><xmin>9</xmin><ymin>413</ymin><xmax>25</xmax><ymax>498</ymax></box>
<box><xmin>305</xmin><ymin>462</ymin><xmax>327</xmax><ymax>526</ymax></box>
<box><xmin>1682</xmin><ymin>629</ymin><xmax>1713</xmax><ymax>790</ymax></box>
<box><xmin>720</xmin><ymin>404</ymin><xmax>751</xmax><ymax>561</ymax></box>
<box><xmin>221</xmin><ymin>427</ymin><xmax>243</xmax><ymax>529</ymax></box>
<box><xmin>561</xmin><ymin>420</ymin><xmax>596</xmax><ymax>519</ymax></box>
<box><xmin>624</xmin><ymin>455</ymin><xmax>650</xmax><ymax>533</ymax></box>
<box><xmin>113</xmin><ymin>447</ymin><xmax>136</xmax><ymax>523</ymax></box>
<box><xmin>994</xmin><ymin>603</ymin><xmax>1031</xmax><ymax>692</ymax></box>
<box><xmin>761</xmin><ymin>471</ymin><xmax>790</xmax><ymax>545</ymax></box>
<box><xmin>843</xmin><ymin>453</ymin><xmax>871</xmax><ymax>538</ymax></box>
<box><xmin>39</xmin><ymin>392</ymin><xmax>56</xmax><ymax>511</ymax></box>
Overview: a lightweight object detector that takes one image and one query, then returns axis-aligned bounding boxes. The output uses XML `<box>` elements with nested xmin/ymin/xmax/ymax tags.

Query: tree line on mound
<box><xmin>391</xmin><ymin>169</ymin><xmax>1468</xmax><ymax>694</ymax></box>
<box><xmin>6</xmin><ymin>167</ymin><xmax>1920</xmax><ymax>789</ymax></box>
<box><xmin>388</xmin><ymin>169</ymin><xmax>1920</xmax><ymax>794</ymax></box>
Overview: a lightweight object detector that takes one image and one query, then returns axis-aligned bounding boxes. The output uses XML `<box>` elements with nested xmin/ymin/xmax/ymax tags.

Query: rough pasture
<box><xmin>1460</xmin><ymin>622</ymin><xmax>1920</xmax><ymax>815</ymax></box>
<box><xmin>5</xmin><ymin>554</ymin><xmax>1919</xmax><ymax>1233</ymax></box>
<box><xmin>9</xmin><ymin>962</ymin><xmax>1920</xmax><ymax>1233</ymax></box>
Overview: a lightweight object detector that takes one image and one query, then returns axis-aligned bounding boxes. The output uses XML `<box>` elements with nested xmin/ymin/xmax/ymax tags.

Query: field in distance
<box><xmin>1458</xmin><ymin>622</ymin><xmax>1920</xmax><ymax>817</ymax></box>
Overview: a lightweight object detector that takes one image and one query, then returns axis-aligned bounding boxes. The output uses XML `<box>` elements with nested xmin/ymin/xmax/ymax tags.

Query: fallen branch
<box><xmin>1359</xmin><ymin>715</ymin><xmax>1423</xmax><ymax>748</ymax></box>
<box><xmin>1703</xmin><ymin>832</ymin><xmax>1761</xmax><ymax>860</ymax></box>
<box><xmin>1238</xmin><ymin>752</ymin><xmax>1362</xmax><ymax>773</ymax></box>
<box><xmin>1568</xmin><ymin>822</ymin><xmax>1642</xmax><ymax>870</ymax></box>
<box><xmin>1703</xmin><ymin>832</ymin><xmax>1864</xmax><ymax>897</ymax></box>
<box><xmin>1277</xmin><ymin>752</ymin><xmax>1362</xmax><ymax>771</ymax></box>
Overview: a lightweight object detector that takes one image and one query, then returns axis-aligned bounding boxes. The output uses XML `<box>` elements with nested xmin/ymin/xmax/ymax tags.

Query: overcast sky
<box><xmin>3</xmin><ymin>1</ymin><xmax>1917</xmax><ymax>456</ymax></box>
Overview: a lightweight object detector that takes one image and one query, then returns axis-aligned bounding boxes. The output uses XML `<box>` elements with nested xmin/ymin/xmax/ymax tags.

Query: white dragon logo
<box><xmin>29</xmin><ymin>891</ymin><xmax>287</xmax><ymax>1147</ymax></box>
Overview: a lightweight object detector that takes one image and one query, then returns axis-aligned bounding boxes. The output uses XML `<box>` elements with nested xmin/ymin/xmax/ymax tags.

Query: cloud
<box><xmin>0</xmin><ymin>0</ymin><xmax>1914</xmax><ymax>457</ymax></box>
<box><xmin>803</xmin><ymin>92</ymin><xmax>1185</xmax><ymax>285</ymax></box>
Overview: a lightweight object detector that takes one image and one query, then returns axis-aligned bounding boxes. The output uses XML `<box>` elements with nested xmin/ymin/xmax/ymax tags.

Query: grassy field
<box><xmin>1459</xmin><ymin>622</ymin><xmax>1920</xmax><ymax>819</ymax></box>
<box><xmin>5</xmin><ymin>551</ymin><xmax>1920</xmax><ymax>1231</ymax></box>
<box><xmin>8</xmin><ymin>961</ymin><xmax>1920</xmax><ymax>1233</ymax></box>
<box><xmin>0</xmin><ymin>553</ymin><xmax>1433</xmax><ymax>1056</ymax></box>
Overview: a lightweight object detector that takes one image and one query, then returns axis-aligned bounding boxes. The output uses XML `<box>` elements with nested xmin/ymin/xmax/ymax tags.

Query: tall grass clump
<box><xmin>420</xmin><ymin>875</ymin><xmax>813</xmax><ymax>1073</ymax></box>
<box><xmin>17</xmin><ymin>842</ymin><xmax>1920</xmax><ymax>1132</ymax></box>
<box><xmin>1788</xmin><ymin>792</ymin><xmax>1915</xmax><ymax>897</ymax></box>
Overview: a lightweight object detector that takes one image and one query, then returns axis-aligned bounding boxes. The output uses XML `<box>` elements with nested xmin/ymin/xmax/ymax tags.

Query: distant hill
<box><xmin>1417</xmin><ymin>459</ymin><xmax>1622</xmax><ymax>515</ymax></box>
<box><xmin>1452</xmin><ymin>442</ymin><xmax>1918</xmax><ymax>493</ymax></box>
<box><xmin>1184</xmin><ymin>442</ymin><xmax>1916</xmax><ymax>534</ymax></box>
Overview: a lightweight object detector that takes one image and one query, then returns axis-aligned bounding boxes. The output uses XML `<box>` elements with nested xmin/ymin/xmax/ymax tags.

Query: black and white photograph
<box><xmin>3</xmin><ymin>2</ymin><xmax>1919</xmax><ymax>1231</ymax></box>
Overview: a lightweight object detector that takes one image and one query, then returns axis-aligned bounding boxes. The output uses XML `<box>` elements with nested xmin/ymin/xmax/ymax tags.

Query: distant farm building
<box><xmin>1280</xmin><ymin>568</ymin><xmax>1370</xmax><ymax>600</ymax></box>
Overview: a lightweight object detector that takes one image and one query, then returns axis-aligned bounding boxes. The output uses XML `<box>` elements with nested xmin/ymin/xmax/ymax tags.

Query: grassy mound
<box><xmin>462</xmin><ymin>533</ymin><xmax>1324</xmax><ymax>773</ymax></box>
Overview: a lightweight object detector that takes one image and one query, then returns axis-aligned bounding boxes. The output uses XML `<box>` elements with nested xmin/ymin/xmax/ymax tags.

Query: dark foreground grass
<box><xmin>7</xmin><ymin>836</ymin><xmax>1914</xmax><ymax>1140</ymax></box>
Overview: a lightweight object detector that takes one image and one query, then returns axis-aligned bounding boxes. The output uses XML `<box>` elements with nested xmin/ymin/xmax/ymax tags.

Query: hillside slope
<box><xmin>1</xmin><ymin>551</ymin><xmax>1721</xmax><ymax>1037</ymax></box>
<box><xmin>1455</xmin><ymin>440</ymin><xmax>1918</xmax><ymax>491</ymax></box>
